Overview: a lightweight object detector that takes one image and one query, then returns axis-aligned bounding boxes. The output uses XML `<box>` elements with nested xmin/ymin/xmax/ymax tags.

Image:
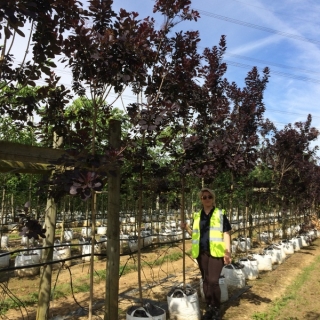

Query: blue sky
<box><xmin>111</xmin><ymin>0</ymin><xmax>320</xmax><ymax>136</ymax></box>
<box><xmin>6</xmin><ymin>0</ymin><xmax>320</xmax><ymax>150</ymax></box>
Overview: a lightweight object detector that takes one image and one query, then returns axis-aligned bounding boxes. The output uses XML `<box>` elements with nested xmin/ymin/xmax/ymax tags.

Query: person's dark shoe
<box><xmin>211</xmin><ymin>306</ymin><xmax>221</xmax><ymax>320</ymax></box>
<box><xmin>202</xmin><ymin>306</ymin><xmax>214</xmax><ymax>320</ymax></box>
<box><xmin>202</xmin><ymin>305</ymin><xmax>221</xmax><ymax>320</ymax></box>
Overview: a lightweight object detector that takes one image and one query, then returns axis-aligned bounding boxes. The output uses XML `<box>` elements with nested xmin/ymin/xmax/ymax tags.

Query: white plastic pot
<box><xmin>300</xmin><ymin>235</ymin><xmax>309</xmax><ymax>247</ymax></box>
<box><xmin>0</xmin><ymin>250</ymin><xmax>10</xmax><ymax>268</ymax></box>
<box><xmin>1</xmin><ymin>235</ymin><xmax>8</xmax><ymax>248</ymax></box>
<box><xmin>221</xmin><ymin>264</ymin><xmax>246</xmax><ymax>290</ymax></box>
<box><xmin>238</xmin><ymin>257</ymin><xmax>259</xmax><ymax>280</ymax></box>
<box><xmin>119</xmin><ymin>217</ymin><xmax>126</xmax><ymax>223</ymax></box>
<box><xmin>280</xmin><ymin>240</ymin><xmax>294</xmax><ymax>255</ymax></box>
<box><xmin>159</xmin><ymin>232</ymin><xmax>170</xmax><ymax>244</ymax></box>
<box><xmin>291</xmin><ymin>237</ymin><xmax>301</xmax><ymax>251</ymax></box>
<box><xmin>97</xmin><ymin>226</ymin><xmax>107</xmax><ymax>235</ymax></box>
<box><xmin>14</xmin><ymin>253</ymin><xmax>40</xmax><ymax>277</ymax></box>
<box><xmin>98</xmin><ymin>235</ymin><xmax>108</xmax><ymax>248</ymax></box>
<box><xmin>81</xmin><ymin>227</ymin><xmax>92</xmax><ymax>237</ymax></box>
<box><xmin>311</xmin><ymin>230</ymin><xmax>318</xmax><ymax>240</ymax></box>
<box><xmin>167</xmin><ymin>287</ymin><xmax>201</xmax><ymax>320</ymax></box>
<box><xmin>232</xmin><ymin>239</ymin><xmax>238</xmax><ymax>253</ymax></box>
<box><xmin>64</xmin><ymin>230</ymin><xmax>73</xmax><ymax>241</ymax></box>
<box><xmin>251</xmin><ymin>253</ymin><xmax>272</xmax><ymax>271</ymax></box>
<box><xmin>30</xmin><ymin>246</ymin><xmax>43</xmax><ymax>261</ymax></box>
<box><xmin>81</xmin><ymin>243</ymin><xmax>102</xmax><ymax>261</ymax></box>
<box><xmin>126</xmin><ymin>304</ymin><xmax>166</xmax><ymax>320</ymax></box>
<box><xmin>237</xmin><ymin>237</ymin><xmax>251</xmax><ymax>252</ymax></box>
<box><xmin>53</xmin><ymin>245</ymin><xmax>71</xmax><ymax>268</ymax></box>
<box><xmin>184</xmin><ymin>231</ymin><xmax>192</xmax><ymax>239</ymax></box>
<box><xmin>120</xmin><ymin>234</ymin><xmax>130</xmax><ymax>254</ymax></box>
<box><xmin>219</xmin><ymin>275</ymin><xmax>229</xmax><ymax>302</ymax></box>
<box><xmin>128</xmin><ymin>236</ymin><xmax>139</xmax><ymax>252</ymax></box>
<box><xmin>21</xmin><ymin>236</ymin><xmax>35</xmax><ymax>245</ymax></box>
<box><xmin>264</xmin><ymin>245</ymin><xmax>284</xmax><ymax>264</ymax></box>
<box><xmin>141</xmin><ymin>231</ymin><xmax>153</xmax><ymax>247</ymax></box>
<box><xmin>257</xmin><ymin>232</ymin><xmax>269</xmax><ymax>243</ymax></box>
<box><xmin>273</xmin><ymin>243</ymin><xmax>286</xmax><ymax>261</ymax></box>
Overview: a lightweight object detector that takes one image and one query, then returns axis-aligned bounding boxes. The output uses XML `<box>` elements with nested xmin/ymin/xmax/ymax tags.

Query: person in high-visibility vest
<box><xmin>181</xmin><ymin>187</ymin><xmax>231</xmax><ymax>320</ymax></box>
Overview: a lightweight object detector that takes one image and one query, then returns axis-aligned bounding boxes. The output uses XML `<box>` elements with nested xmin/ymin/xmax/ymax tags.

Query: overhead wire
<box><xmin>194</xmin><ymin>8</ymin><xmax>320</xmax><ymax>45</ymax></box>
<box><xmin>211</xmin><ymin>0</ymin><xmax>320</xmax><ymax>26</ymax></box>
<box><xmin>224</xmin><ymin>52</ymin><xmax>320</xmax><ymax>76</ymax></box>
<box><xmin>224</xmin><ymin>60</ymin><xmax>320</xmax><ymax>85</ymax></box>
<box><xmin>267</xmin><ymin>108</ymin><xmax>320</xmax><ymax>119</ymax></box>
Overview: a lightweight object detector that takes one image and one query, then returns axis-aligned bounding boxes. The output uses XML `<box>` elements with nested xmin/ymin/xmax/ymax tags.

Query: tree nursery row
<box><xmin>1</xmin><ymin>0</ymin><xmax>320</xmax><ymax>319</ymax></box>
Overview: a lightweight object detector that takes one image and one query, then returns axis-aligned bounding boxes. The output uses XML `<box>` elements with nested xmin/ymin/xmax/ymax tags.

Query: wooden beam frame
<box><xmin>0</xmin><ymin>141</ymin><xmax>66</xmax><ymax>174</ymax></box>
<box><xmin>0</xmin><ymin>141</ymin><xmax>65</xmax><ymax>164</ymax></box>
<box><xmin>0</xmin><ymin>160</ymin><xmax>50</xmax><ymax>174</ymax></box>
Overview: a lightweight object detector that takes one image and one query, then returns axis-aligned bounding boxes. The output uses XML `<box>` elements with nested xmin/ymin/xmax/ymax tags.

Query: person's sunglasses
<box><xmin>201</xmin><ymin>195</ymin><xmax>213</xmax><ymax>200</ymax></box>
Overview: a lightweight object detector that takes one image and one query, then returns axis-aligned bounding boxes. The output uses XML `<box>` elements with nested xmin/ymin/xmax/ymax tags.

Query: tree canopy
<box><xmin>0</xmin><ymin>0</ymin><xmax>319</xmax><ymax>209</ymax></box>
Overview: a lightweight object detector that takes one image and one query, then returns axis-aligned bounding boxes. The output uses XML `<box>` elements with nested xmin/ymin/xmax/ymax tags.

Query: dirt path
<box><xmin>223</xmin><ymin>237</ymin><xmax>320</xmax><ymax>320</ymax></box>
<box><xmin>1</xmin><ymin>237</ymin><xmax>320</xmax><ymax>320</ymax></box>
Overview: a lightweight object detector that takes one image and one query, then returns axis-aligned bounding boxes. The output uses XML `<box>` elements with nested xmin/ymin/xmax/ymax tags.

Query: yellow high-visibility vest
<box><xmin>191</xmin><ymin>208</ymin><xmax>225</xmax><ymax>258</ymax></box>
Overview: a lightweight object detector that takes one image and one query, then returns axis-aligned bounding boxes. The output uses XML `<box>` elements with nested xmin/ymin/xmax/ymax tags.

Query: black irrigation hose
<box><xmin>49</xmin><ymin>261</ymin><xmax>65</xmax><ymax>317</ymax></box>
<box><xmin>64</xmin><ymin>265</ymin><xmax>87</xmax><ymax>311</ymax></box>
<box><xmin>136</xmin><ymin>256</ymin><xmax>154</xmax><ymax>295</ymax></box>
<box><xmin>0</xmin><ymin>282</ymin><xmax>28</xmax><ymax>320</ymax></box>
<box><xmin>119</xmin><ymin>255</ymin><xmax>135</xmax><ymax>279</ymax></box>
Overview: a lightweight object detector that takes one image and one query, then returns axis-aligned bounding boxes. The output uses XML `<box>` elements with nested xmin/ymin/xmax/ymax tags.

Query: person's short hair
<box><xmin>199</xmin><ymin>187</ymin><xmax>216</xmax><ymax>205</ymax></box>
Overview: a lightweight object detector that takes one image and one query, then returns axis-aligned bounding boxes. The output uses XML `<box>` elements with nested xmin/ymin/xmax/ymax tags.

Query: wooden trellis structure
<box><xmin>0</xmin><ymin>120</ymin><xmax>121</xmax><ymax>320</ymax></box>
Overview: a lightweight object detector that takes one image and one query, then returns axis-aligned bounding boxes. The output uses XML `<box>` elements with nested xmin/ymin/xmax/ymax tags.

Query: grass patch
<box><xmin>94</xmin><ymin>269</ymin><xmax>107</xmax><ymax>281</ymax></box>
<box><xmin>0</xmin><ymin>292</ymin><xmax>38</xmax><ymax>315</ymax></box>
<box><xmin>152</xmin><ymin>250</ymin><xmax>183</xmax><ymax>266</ymax></box>
<box><xmin>119</xmin><ymin>263</ymin><xmax>138</xmax><ymax>275</ymax></box>
<box><xmin>52</xmin><ymin>276</ymin><xmax>91</xmax><ymax>299</ymax></box>
<box><xmin>118</xmin><ymin>247</ymin><xmax>185</xmax><ymax>274</ymax></box>
<box><xmin>252</xmin><ymin>254</ymin><xmax>320</xmax><ymax>320</ymax></box>
<box><xmin>8</xmin><ymin>233</ymin><xmax>20</xmax><ymax>240</ymax></box>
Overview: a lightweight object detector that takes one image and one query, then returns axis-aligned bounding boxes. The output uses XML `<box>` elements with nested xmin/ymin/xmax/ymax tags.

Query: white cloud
<box><xmin>231</xmin><ymin>34</ymin><xmax>282</xmax><ymax>56</ymax></box>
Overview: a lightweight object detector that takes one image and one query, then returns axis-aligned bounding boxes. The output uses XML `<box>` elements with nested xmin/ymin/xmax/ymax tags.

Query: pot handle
<box><xmin>222</xmin><ymin>263</ymin><xmax>236</xmax><ymax>272</ymax></box>
<box><xmin>169</xmin><ymin>288</ymin><xmax>186</xmax><ymax>298</ymax></box>
<box><xmin>227</xmin><ymin>263</ymin><xmax>236</xmax><ymax>270</ymax></box>
<box><xmin>131</xmin><ymin>307</ymin><xmax>152</xmax><ymax>317</ymax></box>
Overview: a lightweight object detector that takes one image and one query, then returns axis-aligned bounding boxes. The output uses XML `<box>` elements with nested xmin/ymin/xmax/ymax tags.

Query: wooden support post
<box><xmin>36</xmin><ymin>196</ymin><xmax>56</xmax><ymax>320</ymax></box>
<box><xmin>36</xmin><ymin>134</ymin><xmax>61</xmax><ymax>320</ymax></box>
<box><xmin>105</xmin><ymin>120</ymin><xmax>121</xmax><ymax>320</ymax></box>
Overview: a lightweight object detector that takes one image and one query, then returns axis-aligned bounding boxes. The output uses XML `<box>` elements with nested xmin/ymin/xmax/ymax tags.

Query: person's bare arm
<box><xmin>180</xmin><ymin>222</ymin><xmax>192</xmax><ymax>236</ymax></box>
<box><xmin>223</xmin><ymin>231</ymin><xmax>231</xmax><ymax>264</ymax></box>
